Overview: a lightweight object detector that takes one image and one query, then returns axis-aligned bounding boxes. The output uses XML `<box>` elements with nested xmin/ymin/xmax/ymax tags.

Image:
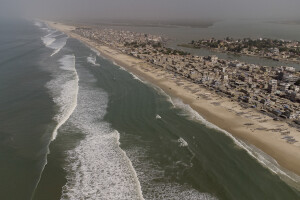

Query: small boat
<box><xmin>156</xmin><ymin>114</ymin><xmax>161</xmax><ymax>119</ymax></box>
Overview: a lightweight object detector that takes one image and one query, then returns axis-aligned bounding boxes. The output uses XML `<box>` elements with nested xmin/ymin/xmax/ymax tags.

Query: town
<box><xmin>183</xmin><ymin>37</ymin><xmax>300</xmax><ymax>63</ymax></box>
<box><xmin>73</xmin><ymin>26</ymin><xmax>300</xmax><ymax>128</ymax></box>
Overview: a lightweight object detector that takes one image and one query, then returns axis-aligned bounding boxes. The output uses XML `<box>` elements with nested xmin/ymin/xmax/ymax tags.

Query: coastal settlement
<box><xmin>74</xmin><ymin>26</ymin><xmax>300</xmax><ymax>132</ymax></box>
<box><xmin>182</xmin><ymin>37</ymin><xmax>300</xmax><ymax>63</ymax></box>
<box><xmin>47</xmin><ymin>20</ymin><xmax>300</xmax><ymax>178</ymax></box>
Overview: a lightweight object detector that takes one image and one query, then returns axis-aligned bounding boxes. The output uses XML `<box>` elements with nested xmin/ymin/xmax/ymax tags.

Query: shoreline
<box><xmin>46</xmin><ymin>21</ymin><xmax>300</xmax><ymax>183</ymax></box>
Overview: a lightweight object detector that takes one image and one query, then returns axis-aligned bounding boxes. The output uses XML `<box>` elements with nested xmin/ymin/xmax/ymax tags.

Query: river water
<box><xmin>109</xmin><ymin>19</ymin><xmax>300</xmax><ymax>69</ymax></box>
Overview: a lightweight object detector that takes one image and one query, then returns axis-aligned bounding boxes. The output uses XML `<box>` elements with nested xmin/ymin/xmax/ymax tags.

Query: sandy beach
<box><xmin>46</xmin><ymin>21</ymin><xmax>300</xmax><ymax>181</ymax></box>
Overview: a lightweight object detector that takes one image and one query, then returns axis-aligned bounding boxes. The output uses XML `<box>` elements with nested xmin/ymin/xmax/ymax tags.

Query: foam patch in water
<box><xmin>125</xmin><ymin>146</ymin><xmax>217</xmax><ymax>200</ymax></box>
<box><xmin>60</xmin><ymin>72</ymin><xmax>143</xmax><ymax>199</ymax></box>
<box><xmin>38</xmin><ymin>22</ymin><xmax>68</xmax><ymax>57</ymax></box>
<box><xmin>172</xmin><ymin>98</ymin><xmax>300</xmax><ymax>187</ymax></box>
<box><xmin>178</xmin><ymin>137</ymin><xmax>188</xmax><ymax>147</ymax></box>
<box><xmin>46</xmin><ymin>55</ymin><xmax>79</xmax><ymax>141</ymax></box>
<box><xmin>87</xmin><ymin>54</ymin><xmax>100</xmax><ymax>66</ymax></box>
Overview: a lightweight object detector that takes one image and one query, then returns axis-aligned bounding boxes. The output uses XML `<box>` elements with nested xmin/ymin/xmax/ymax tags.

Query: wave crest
<box><xmin>46</xmin><ymin>54</ymin><xmax>78</xmax><ymax>141</ymax></box>
<box><xmin>60</xmin><ymin>70</ymin><xmax>143</xmax><ymax>199</ymax></box>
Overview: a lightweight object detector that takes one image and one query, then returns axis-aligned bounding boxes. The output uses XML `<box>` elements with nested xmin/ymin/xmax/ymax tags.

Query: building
<box><xmin>268</xmin><ymin>80</ymin><xmax>278</xmax><ymax>93</ymax></box>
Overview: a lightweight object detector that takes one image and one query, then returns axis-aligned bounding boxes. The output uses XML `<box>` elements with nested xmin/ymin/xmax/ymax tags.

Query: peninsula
<box><xmin>46</xmin><ymin>21</ymin><xmax>300</xmax><ymax>180</ymax></box>
<box><xmin>182</xmin><ymin>37</ymin><xmax>300</xmax><ymax>63</ymax></box>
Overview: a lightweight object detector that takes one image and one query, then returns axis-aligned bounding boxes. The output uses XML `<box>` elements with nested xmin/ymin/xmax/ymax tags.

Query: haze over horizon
<box><xmin>1</xmin><ymin>0</ymin><xmax>300</xmax><ymax>22</ymax></box>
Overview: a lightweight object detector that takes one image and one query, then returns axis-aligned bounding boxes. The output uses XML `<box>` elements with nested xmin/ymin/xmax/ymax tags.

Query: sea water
<box><xmin>1</xmin><ymin>19</ymin><xmax>300</xmax><ymax>200</ymax></box>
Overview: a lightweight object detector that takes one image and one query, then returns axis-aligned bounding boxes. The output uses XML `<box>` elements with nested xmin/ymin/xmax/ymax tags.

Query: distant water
<box><xmin>1</xmin><ymin>19</ymin><xmax>300</xmax><ymax>200</ymax></box>
<box><xmin>0</xmin><ymin>19</ymin><xmax>56</xmax><ymax>199</ymax></box>
<box><xmin>109</xmin><ymin>19</ymin><xmax>300</xmax><ymax>69</ymax></box>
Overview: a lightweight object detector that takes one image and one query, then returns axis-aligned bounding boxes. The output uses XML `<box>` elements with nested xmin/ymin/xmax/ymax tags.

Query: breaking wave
<box><xmin>34</xmin><ymin>21</ymin><xmax>43</xmax><ymax>28</ymax></box>
<box><xmin>87</xmin><ymin>54</ymin><xmax>100</xmax><ymax>66</ymax></box>
<box><xmin>130</xmin><ymin>73</ymin><xmax>145</xmax><ymax>83</ymax></box>
<box><xmin>46</xmin><ymin>55</ymin><xmax>79</xmax><ymax>141</ymax></box>
<box><xmin>60</xmin><ymin>70</ymin><xmax>144</xmax><ymax>200</ymax></box>
<box><xmin>172</xmin><ymin>98</ymin><xmax>300</xmax><ymax>189</ymax></box>
<box><xmin>36</xmin><ymin>21</ymin><xmax>68</xmax><ymax>57</ymax></box>
<box><xmin>115</xmin><ymin>62</ymin><xmax>146</xmax><ymax>83</ymax></box>
<box><xmin>90</xmin><ymin>47</ymin><xmax>101</xmax><ymax>56</ymax></box>
<box><xmin>48</xmin><ymin>36</ymin><xmax>68</xmax><ymax>57</ymax></box>
<box><xmin>147</xmin><ymin>83</ymin><xmax>300</xmax><ymax>187</ymax></box>
<box><xmin>178</xmin><ymin>137</ymin><xmax>188</xmax><ymax>147</ymax></box>
<box><xmin>125</xmin><ymin>146</ymin><xmax>217</xmax><ymax>200</ymax></box>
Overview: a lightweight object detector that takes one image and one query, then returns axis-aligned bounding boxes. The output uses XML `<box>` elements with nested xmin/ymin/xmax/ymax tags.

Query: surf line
<box><xmin>32</xmin><ymin>54</ymin><xmax>79</xmax><ymax>200</ymax></box>
<box><xmin>51</xmin><ymin>55</ymin><xmax>79</xmax><ymax>140</ymax></box>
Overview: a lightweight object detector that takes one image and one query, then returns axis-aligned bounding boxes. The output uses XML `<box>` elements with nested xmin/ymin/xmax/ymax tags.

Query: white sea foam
<box><xmin>46</xmin><ymin>55</ymin><xmax>79</xmax><ymax>141</ymax></box>
<box><xmin>86</xmin><ymin>50</ymin><xmax>145</xmax><ymax>83</ymax></box>
<box><xmin>90</xmin><ymin>47</ymin><xmax>101</xmax><ymax>56</ymax></box>
<box><xmin>87</xmin><ymin>55</ymin><xmax>100</xmax><ymax>66</ymax></box>
<box><xmin>125</xmin><ymin>146</ymin><xmax>217</xmax><ymax>200</ymax></box>
<box><xmin>110</xmin><ymin>61</ymin><xmax>146</xmax><ymax>83</ymax></box>
<box><xmin>130</xmin><ymin>73</ymin><xmax>145</xmax><ymax>83</ymax></box>
<box><xmin>113</xmin><ymin>61</ymin><xmax>124</xmax><ymax>69</ymax></box>
<box><xmin>42</xmin><ymin>37</ymin><xmax>56</xmax><ymax>46</ymax></box>
<box><xmin>152</xmin><ymin>85</ymin><xmax>175</xmax><ymax>107</ymax></box>
<box><xmin>172</xmin><ymin>98</ymin><xmax>300</xmax><ymax>187</ymax></box>
<box><xmin>178</xmin><ymin>137</ymin><xmax>188</xmax><ymax>147</ymax></box>
<box><xmin>35</xmin><ymin>20</ymin><xmax>52</xmax><ymax>32</ymax></box>
<box><xmin>34</xmin><ymin>21</ymin><xmax>43</xmax><ymax>28</ymax></box>
<box><xmin>41</xmin><ymin>32</ymin><xmax>56</xmax><ymax>46</ymax></box>
<box><xmin>49</xmin><ymin>37</ymin><xmax>68</xmax><ymax>57</ymax></box>
<box><xmin>60</xmin><ymin>72</ymin><xmax>144</xmax><ymax>200</ymax></box>
<box><xmin>39</xmin><ymin>24</ymin><xmax>145</xmax><ymax>198</ymax></box>
<box><xmin>38</xmin><ymin>23</ymin><xmax>68</xmax><ymax>57</ymax></box>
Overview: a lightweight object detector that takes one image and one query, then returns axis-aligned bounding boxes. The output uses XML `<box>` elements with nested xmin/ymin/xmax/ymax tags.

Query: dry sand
<box><xmin>46</xmin><ymin>21</ymin><xmax>300</xmax><ymax>179</ymax></box>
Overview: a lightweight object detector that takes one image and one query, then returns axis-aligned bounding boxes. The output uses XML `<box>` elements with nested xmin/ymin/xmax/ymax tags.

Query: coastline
<box><xmin>46</xmin><ymin>21</ymin><xmax>300</xmax><ymax>182</ymax></box>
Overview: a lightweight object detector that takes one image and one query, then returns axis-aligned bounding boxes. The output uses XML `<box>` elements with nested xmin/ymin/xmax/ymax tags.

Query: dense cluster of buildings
<box><xmin>73</xmin><ymin>27</ymin><xmax>300</xmax><ymax>124</ymax></box>
<box><xmin>74</xmin><ymin>26</ymin><xmax>163</xmax><ymax>49</ymax></box>
<box><xmin>189</xmin><ymin>38</ymin><xmax>300</xmax><ymax>63</ymax></box>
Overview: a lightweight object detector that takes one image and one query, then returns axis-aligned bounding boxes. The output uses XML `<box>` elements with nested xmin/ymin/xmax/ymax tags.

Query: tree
<box><xmin>279</xmin><ymin>47</ymin><xmax>288</xmax><ymax>52</ymax></box>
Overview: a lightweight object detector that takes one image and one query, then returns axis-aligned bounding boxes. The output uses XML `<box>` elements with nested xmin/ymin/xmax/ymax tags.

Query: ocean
<box><xmin>0</xmin><ymin>19</ymin><xmax>300</xmax><ymax>200</ymax></box>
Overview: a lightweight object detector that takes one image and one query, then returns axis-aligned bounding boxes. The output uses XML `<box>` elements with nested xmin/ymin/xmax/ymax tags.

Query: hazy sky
<box><xmin>1</xmin><ymin>0</ymin><xmax>300</xmax><ymax>21</ymax></box>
